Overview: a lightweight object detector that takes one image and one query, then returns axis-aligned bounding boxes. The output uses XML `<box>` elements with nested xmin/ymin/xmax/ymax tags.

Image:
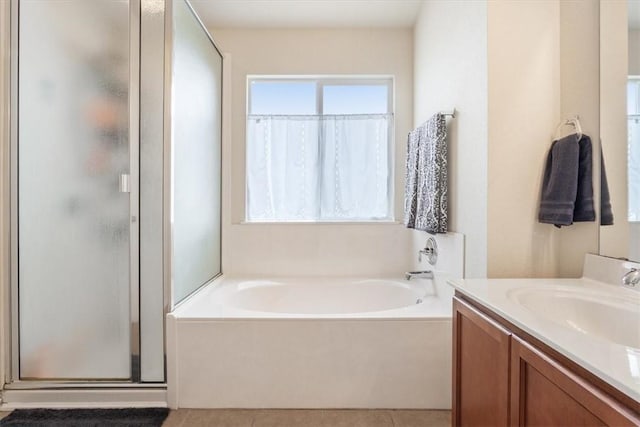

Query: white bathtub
<box><xmin>167</xmin><ymin>275</ymin><xmax>454</xmax><ymax>409</ymax></box>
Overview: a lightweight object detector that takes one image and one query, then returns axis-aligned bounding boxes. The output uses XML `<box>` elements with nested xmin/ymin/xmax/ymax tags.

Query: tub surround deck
<box><xmin>448</xmin><ymin>262</ymin><xmax>640</xmax><ymax>404</ymax></box>
<box><xmin>170</xmin><ymin>276</ymin><xmax>452</xmax><ymax>319</ymax></box>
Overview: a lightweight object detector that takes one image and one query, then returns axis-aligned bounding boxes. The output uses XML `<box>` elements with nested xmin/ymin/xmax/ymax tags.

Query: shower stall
<box><xmin>0</xmin><ymin>0</ymin><xmax>221</xmax><ymax>404</ymax></box>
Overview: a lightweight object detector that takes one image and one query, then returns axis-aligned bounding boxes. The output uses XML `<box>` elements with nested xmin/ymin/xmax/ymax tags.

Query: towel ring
<box><xmin>555</xmin><ymin>116</ymin><xmax>583</xmax><ymax>140</ymax></box>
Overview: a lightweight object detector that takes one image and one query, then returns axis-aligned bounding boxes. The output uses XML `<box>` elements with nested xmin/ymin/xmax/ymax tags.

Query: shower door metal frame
<box><xmin>139</xmin><ymin>0</ymin><xmax>168</xmax><ymax>384</ymax></box>
<box><xmin>1</xmin><ymin>0</ymin><xmax>12</xmax><ymax>390</ymax></box>
<box><xmin>6</xmin><ymin>0</ymin><xmax>142</xmax><ymax>386</ymax></box>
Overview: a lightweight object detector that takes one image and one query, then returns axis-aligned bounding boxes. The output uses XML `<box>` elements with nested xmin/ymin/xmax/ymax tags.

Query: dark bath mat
<box><xmin>0</xmin><ymin>408</ymin><xmax>169</xmax><ymax>426</ymax></box>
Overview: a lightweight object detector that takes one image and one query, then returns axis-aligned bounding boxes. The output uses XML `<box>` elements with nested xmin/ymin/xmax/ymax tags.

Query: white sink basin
<box><xmin>508</xmin><ymin>286</ymin><xmax>640</xmax><ymax>349</ymax></box>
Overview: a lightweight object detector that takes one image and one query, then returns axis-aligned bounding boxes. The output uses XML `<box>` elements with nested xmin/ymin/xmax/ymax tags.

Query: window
<box><xmin>246</xmin><ymin>76</ymin><xmax>394</xmax><ymax>222</ymax></box>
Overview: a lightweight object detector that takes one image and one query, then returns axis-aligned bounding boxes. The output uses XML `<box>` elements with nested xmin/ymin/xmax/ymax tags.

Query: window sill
<box><xmin>238</xmin><ymin>220</ymin><xmax>401</xmax><ymax>226</ymax></box>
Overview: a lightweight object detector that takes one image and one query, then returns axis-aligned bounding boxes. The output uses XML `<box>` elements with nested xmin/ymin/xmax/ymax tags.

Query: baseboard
<box><xmin>1</xmin><ymin>388</ymin><xmax>167</xmax><ymax>410</ymax></box>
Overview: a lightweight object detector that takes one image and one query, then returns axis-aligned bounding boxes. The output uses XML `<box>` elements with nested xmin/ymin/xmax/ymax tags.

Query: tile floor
<box><xmin>0</xmin><ymin>408</ymin><xmax>451</xmax><ymax>426</ymax></box>
<box><xmin>162</xmin><ymin>409</ymin><xmax>451</xmax><ymax>427</ymax></box>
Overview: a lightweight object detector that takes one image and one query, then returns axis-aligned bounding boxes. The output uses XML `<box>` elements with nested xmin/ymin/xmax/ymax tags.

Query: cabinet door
<box><xmin>510</xmin><ymin>336</ymin><xmax>640</xmax><ymax>426</ymax></box>
<box><xmin>453</xmin><ymin>297</ymin><xmax>511</xmax><ymax>427</ymax></box>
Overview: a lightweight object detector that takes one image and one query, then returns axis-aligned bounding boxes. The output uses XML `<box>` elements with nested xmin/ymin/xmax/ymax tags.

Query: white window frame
<box><xmin>628</xmin><ymin>76</ymin><xmax>640</xmax><ymax>223</ymax></box>
<box><xmin>245</xmin><ymin>75</ymin><xmax>396</xmax><ymax>224</ymax></box>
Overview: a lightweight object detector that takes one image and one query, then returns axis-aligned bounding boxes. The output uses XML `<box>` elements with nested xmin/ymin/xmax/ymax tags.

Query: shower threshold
<box><xmin>1</xmin><ymin>385</ymin><xmax>167</xmax><ymax>409</ymax></box>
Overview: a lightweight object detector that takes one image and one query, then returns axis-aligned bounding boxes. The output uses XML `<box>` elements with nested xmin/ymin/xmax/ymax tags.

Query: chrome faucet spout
<box><xmin>622</xmin><ymin>268</ymin><xmax>640</xmax><ymax>288</ymax></box>
<box><xmin>405</xmin><ymin>271</ymin><xmax>434</xmax><ymax>281</ymax></box>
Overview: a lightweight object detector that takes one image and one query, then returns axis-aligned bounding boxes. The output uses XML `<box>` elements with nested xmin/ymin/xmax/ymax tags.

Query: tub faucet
<box><xmin>418</xmin><ymin>237</ymin><xmax>438</xmax><ymax>265</ymax></box>
<box><xmin>622</xmin><ymin>268</ymin><xmax>640</xmax><ymax>288</ymax></box>
<box><xmin>405</xmin><ymin>271</ymin><xmax>434</xmax><ymax>281</ymax></box>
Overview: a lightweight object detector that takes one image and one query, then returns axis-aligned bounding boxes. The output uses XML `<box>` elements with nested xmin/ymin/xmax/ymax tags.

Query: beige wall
<box><xmin>412</xmin><ymin>0</ymin><xmax>488</xmax><ymax>278</ymax></box>
<box><xmin>557</xmin><ymin>0</ymin><xmax>601</xmax><ymax>276</ymax></box>
<box><xmin>629</xmin><ymin>29</ymin><xmax>640</xmax><ymax>75</ymax></box>
<box><xmin>487</xmin><ymin>0</ymin><xmax>562</xmax><ymax>278</ymax></box>
<box><xmin>631</xmin><ymin>223</ymin><xmax>640</xmax><ymax>261</ymax></box>
<box><xmin>212</xmin><ymin>1</ymin><xmax>600</xmax><ymax>279</ymax></box>
<box><xmin>487</xmin><ymin>0</ymin><xmax>600</xmax><ymax>278</ymax></box>
<box><xmin>210</xmin><ymin>28</ymin><xmax>415</xmax><ymax>276</ymax></box>
<box><xmin>600</xmin><ymin>1</ymin><xmax>630</xmax><ymax>260</ymax></box>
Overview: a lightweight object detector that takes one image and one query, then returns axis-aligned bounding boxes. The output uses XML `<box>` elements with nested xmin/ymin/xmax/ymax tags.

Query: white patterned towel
<box><xmin>404</xmin><ymin>113</ymin><xmax>448</xmax><ymax>234</ymax></box>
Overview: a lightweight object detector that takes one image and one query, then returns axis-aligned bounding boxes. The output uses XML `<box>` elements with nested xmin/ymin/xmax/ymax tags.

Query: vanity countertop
<box><xmin>448</xmin><ymin>277</ymin><xmax>640</xmax><ymax>403</ymax></box>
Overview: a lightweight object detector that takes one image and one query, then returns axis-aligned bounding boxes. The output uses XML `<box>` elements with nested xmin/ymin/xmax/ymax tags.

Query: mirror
<box><xmin>600</xmin><ymin>0</ymin><xmax>640</xmax><ymax>262</ymax></box>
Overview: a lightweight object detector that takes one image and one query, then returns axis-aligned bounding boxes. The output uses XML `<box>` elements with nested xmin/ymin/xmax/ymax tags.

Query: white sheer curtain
<box><xmin>247</xmin><ymin>114</ymin><xmax>393</xmax><ymax>221</ymax></box>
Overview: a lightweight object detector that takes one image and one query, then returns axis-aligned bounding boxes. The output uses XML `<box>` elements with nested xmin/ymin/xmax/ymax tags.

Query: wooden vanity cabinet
<box><xmin>452</xmin><ymin>297</ymin><xmax>511</xmax><ymax>426</ymax></box>
<box><xmin>510</xmin><ymin>336</ymin><xmax>637</xmax><ymax>426</ymax></box>
<box><xmin>453</xmin><ymin>295</ymin><xmax>640</xmax><ymax>427</ymax></box>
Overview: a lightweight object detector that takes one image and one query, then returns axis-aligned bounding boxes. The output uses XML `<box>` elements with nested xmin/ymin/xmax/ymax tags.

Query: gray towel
<box><xmin>600</xmin><ymin>149</ymin><xmax>614</xmax><ymax>226</ymax></box>
<box><xmin>404</xmin><ymin>125</ymin><xmax>421</xmax><ymax>229</ymax></box>
<box><xmin>573</xmin><ymin>135</ymin><xmax>595</xmax><ymax>222</ymax></box>
<box><xmin>538</xmin><ymin>133</ymin><xmax>595</xmax><ymax>227</ymax></box>
<box><xmin>404</xmin><ymin>113</ymin><xmax>448</xmax><ymax>233</ymax></box>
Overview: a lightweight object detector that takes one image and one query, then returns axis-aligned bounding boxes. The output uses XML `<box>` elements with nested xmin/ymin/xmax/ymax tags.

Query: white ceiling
<box><xmin>189</xmin><ymin>0</ymin><xmax>424</xmax><ymax>29</ymax></box>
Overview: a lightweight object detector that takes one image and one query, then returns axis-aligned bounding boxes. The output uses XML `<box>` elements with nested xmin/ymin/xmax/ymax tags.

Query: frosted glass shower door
<box><xmin>171</xmin><ymin>0</ymin><xmax>223</xmax><ymax>305</ymax></box>
<box><xmin>18</xmin><ymin>0</ymin><xmax>134</xmax><ymax>380</ymax></box>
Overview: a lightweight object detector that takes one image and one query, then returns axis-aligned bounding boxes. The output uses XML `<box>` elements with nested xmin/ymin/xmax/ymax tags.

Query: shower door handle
<box><xmin>119</xmin><ymin>173</ymin><xmax>131</xmax><ymax>193</ymax></box>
